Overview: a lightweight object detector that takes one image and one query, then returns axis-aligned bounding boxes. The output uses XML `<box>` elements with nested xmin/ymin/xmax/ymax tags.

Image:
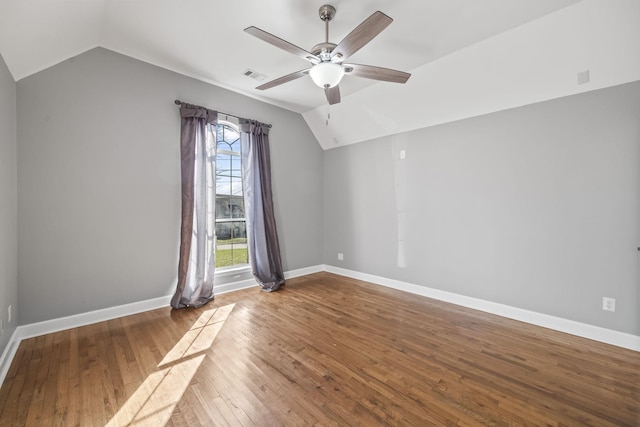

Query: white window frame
<box><xmin>214</xmin><ymin>120</ymin><xmax>250</xmax><ymax>272</ymax></box>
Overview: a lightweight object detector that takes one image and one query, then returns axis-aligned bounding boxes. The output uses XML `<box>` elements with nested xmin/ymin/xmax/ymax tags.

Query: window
<box><xmin>215</xmin><ymin>121</ymin><xmax>248</xmax><ymax>269</ymax></box>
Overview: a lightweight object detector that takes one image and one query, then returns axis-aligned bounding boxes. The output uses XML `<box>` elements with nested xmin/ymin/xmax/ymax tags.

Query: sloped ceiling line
<box><xmin>2</xmin><ymin>0</ymin><xmax>579</xmax><ymax>112</ymax></box>
<box><xmin>4</xmin><ymin>1</ymin><xmax>638</xmax><ymax>150</ymax></box>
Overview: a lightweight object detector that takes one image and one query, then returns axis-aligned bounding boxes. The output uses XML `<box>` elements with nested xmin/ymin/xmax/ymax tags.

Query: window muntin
<box><xmin>215</xmin><ymin>121</ymin><xmax>248</xmax><ymax>269</ymax></box>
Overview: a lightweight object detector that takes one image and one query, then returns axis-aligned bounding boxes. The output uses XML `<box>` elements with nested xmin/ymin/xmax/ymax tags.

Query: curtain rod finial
<box><xmin>174</xmin><ymin>100</ymin><xmax>182</xmax><ymax>105</ymax></box>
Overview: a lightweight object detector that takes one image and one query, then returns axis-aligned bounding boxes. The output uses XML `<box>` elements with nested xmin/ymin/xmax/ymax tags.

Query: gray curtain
<box><xmin>240</xmin><ymin>120</ymin><xmax>285</xmax><ymax>292</ymax></box>
<box><xmin>171</xmin><ymin>104</ymin><xmax>218</xmax><ymax>308</ymax></box>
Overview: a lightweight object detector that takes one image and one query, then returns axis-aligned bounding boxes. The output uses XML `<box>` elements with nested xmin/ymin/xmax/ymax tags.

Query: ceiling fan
<box><xmin>244</xmin><ymin>4</ymin><xmax>411</xmax><ymax>105</ymax></box>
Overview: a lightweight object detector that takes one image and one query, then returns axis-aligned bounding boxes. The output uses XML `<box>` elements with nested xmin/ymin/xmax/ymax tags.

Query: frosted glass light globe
<box><xmin>309</xmin><ymin>62</ymin><xmax>345</xmax><ymax>88</ymax></box>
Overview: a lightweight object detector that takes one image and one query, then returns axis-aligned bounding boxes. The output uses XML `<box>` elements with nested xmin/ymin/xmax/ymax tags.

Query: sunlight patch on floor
<box><xmin>106</xmin><ymin>303</ymin><xmax>236</xmax><ymax>426</ymax></box>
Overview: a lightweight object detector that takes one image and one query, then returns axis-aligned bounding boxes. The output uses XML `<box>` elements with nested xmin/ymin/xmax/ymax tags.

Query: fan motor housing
<box><xmin>311</xmin><ymin>42</ymin><xmax>338</xmax><ymax>60</ymax></box>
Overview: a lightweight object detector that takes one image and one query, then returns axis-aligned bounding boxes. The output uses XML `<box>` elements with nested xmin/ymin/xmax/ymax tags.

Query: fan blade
<box><xmin>244</xmin><ymin>26</ymin><xmax>320</xmax><ymax>63</ymax></box>
<box><xmin>344</xmin><ymin>63</ymin><xmax>410</xmax><ymax>84</ymax></box>
<box><xmin>331</xmin><ymin>11</ymin><xmax>392</xmax><ymax>61</ymax></box>
<box><xmin>324</xmin><ymin>86</ymin><xmax>341</xmax><ymax>105</ymax></box>
<box><xmin>256</xmin><ymin>69</ymin><xmax>310</xmax><ymax>90</ymax></box>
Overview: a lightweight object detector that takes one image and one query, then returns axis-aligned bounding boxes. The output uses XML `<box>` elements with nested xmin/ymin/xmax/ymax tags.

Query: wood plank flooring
<box><xmin>0</xmin><ymin>272</ymin><xmax>638</xmax><ymax>426</ymax></box>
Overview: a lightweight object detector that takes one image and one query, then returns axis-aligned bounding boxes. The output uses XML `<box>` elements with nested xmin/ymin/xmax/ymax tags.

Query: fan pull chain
<box><xmin>326</xmin><ymin>104</ymin><xmax>330</xmax><ymax>126</ymax></box>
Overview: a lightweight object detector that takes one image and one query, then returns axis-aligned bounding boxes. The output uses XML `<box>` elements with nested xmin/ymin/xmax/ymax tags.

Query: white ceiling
<box><xmin>0</xmin><ymin>0</ymin><xmax>580</xmax><ymax>113</ymax></box>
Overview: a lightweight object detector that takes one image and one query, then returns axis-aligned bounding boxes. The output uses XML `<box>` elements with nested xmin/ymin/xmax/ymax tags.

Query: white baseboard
<box><xmin>0</xmin><ymin>329</ymin><xmax>21</xmax><ymax>389</ymax></box>
<box><xmin>0</xmin><ymin>265</ymin><xmax>324</xmax><ymax>386</ymax></box>
<box><xmin>284</xmin><ymin>264</ymin><xmax>324</xmax><ymax>279</ymax></box>
<box><xmin>323</xmin><ymin>265</ymin><xmax>640</xmax><ymax>352</ymax></box>
<box><xmin>3</xmin><ymin>263</ymin><xmax>636</xmax><ymax>387</ymax></box>
<box><xmin>17</xmin><ymin>295</ymin><xmax>173</xmax><ymax>341</ymax></box>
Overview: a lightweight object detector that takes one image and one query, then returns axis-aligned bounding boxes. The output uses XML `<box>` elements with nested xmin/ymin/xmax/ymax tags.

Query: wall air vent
<box><xmin>243</xmin><ymin>69</ymin><xmax>266</xmax><ymax>81</ymax></box>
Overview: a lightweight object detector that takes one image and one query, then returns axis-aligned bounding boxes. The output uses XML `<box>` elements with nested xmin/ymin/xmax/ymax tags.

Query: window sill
<box><xmin>215</xmin><ymin>265</ymin><xmax>251</xmax><ymax>278</ymax></box>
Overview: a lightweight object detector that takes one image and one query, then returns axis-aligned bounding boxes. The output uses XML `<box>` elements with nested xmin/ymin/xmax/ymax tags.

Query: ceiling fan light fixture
<box><xmin>309</xmin><ymin>62</ymin><xmax>344</xmax><ymax>88</ymax></box>
<box><xmin>245</xmin><ymin>6</ymin><xmax>409</xmax><ymax>105</ymax></box>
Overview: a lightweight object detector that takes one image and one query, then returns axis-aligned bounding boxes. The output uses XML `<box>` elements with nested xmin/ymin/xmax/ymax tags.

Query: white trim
<box><xmin>323</xmin><ymin>265</ymin><xmax>640</xmax><ymax>352</ymax></box>
<box><xmin>214</xmin><ymin>278</ymin><xmax>257</xmax><ymax>294</ymax></box>
<box><xmin>0</xmin><ymin>264</ymin><xmax>324</xmax><ymax>386</ymax></box>
<box><xmin>0</xmin><ymin>329</ymin><xmax>21</xmax><ymax>388</ymax></box>
<box><xmin>3</xmin><ymin>262</ymin><xmax>635</xmax><ymax>387</ymax></box>
<box><xmin>284</xmin><ymin>264</ymin><xmax>324</xmax><ymax>279</ymax></box>
<box><xmin>214</xmin><ymin>265</ymin><xmax>251</xmax><ymax>278</ymax></box>
<box><xmin>17</xmin><ymin>295</ymin><xmax>173</xmax><ymax>341</ymax></box>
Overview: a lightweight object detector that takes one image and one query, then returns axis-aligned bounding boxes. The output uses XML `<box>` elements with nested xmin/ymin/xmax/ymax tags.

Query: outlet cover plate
<box><xmin>577</xmin><ymin>70</ymin><xmax>590</xmax><ymax>85</ymax></box>
<box><xmin>602</xmin><ymin>297</ymin><xmax>616</xmax><ymax>312</ymax></box>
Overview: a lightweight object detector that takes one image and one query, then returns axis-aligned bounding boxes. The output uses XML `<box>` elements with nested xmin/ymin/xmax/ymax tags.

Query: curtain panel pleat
<box><xmin>240</xmin><ymin>120</ymin><xmax>285</xmax><ymax>292</ymax></box>
<box><xmin>171</xmin><ymin>104</ymin><xmax>218</xmax><ymax>309</ymax></box>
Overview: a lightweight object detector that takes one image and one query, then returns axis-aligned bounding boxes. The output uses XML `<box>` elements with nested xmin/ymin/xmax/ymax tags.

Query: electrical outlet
<box><xmin>602</xmin><ymin>297</ymin><xmax>616</xmax><ymax>312</ymax></box>
<box><xmin>337</xmin><ymin>253</ymin><xmax>344</xmax><ymax>261</ymax></box>
<box><xmin>7</xmin><ymin>305</ymin><xmax>11</xmax><ymax>323</ymax></box>
<box><xmin>577</xmin><ymin>70</ymin><xmax>590</xmax><ymax>85</ymax></box>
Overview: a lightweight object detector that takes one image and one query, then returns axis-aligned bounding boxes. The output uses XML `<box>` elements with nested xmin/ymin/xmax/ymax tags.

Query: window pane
<box><xmin>216</xmin><ymin>152</ymin><xmax>230</xmax><ymax>163</ymax></box>
<box><xmin>217</xmin><ymin>125</ymin><xmax>240</xmax><ymax>152</ymax></box>
<box><xmin>216</xmin><ymin>151</ymin><xmax>232</xmax><ymax>195</ymax></box>
<box><xmin>215</xmin><ymin>220</ymin><xmax>248</xmax><ymax>268</ymax></box>
<box><xmin>230</xmin><ymin>177</ymin><xmax>243</xmax><ymax>197</ymax></box>
<box><xmin>228</xmin><ymin>137</ymin><xmax>240</xmax><ymax>153</ymax></box>
<box><xmin>215</xmin><ymin>195</ymin><xmax>231</xmax><ymax>219</ymax></box>
<box><xmin>224</xmin><ymin>128</ymin><xmax>239</xmax><ymax>144</ymax></box>
<box><xmin>231</xmin><ymin>157</ymin><xmax>242</xmax><ymax>176</ymax></box>
<box><xmin>215</xmin><ymin>122</ymin><xmax>246</xmax><ymax>269</ymax></box>
<box><xmin>216</xmin><ymin>176</ymin><xmax>229</xmax><ymax>195</ymax></box>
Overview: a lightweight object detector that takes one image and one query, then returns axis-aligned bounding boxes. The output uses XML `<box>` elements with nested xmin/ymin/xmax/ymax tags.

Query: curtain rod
<box><xmin>174</xmin><ymin>99</ymin><xmax>272</xmax><ymax>128</ymax></box>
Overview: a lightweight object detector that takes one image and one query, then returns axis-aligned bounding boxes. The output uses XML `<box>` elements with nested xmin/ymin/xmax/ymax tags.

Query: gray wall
<box><xmin>0</xmin><ymin>53</ymin><xmax>18</xmax><ymax>354</ymax></box>
<box><xmin>324</xmin><ymin>81</ymin><xmax>640</xmax><ymax>335</ymax></box>
<box><xmin>17</xmin><ymin>47</ymin><xmax>323</xmax><ymax>324</ymax></box>
<box><xmin>11</xmin><ymin>44</ymin><xmax>640</xmax><ymax>338</ymax></box>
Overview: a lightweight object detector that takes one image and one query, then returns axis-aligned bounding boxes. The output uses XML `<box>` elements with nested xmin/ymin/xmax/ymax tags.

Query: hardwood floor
<box><xmin>0</xmin><ymin>272</ymin><xmax>638</xmax><ymax>426</ymax></box>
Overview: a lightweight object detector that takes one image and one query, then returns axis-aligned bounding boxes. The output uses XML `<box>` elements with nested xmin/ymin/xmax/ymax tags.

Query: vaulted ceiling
<box><xmin>0</xmin><ymin>0</ymin><xmax>580</xmax><ymax>113</ymax></box>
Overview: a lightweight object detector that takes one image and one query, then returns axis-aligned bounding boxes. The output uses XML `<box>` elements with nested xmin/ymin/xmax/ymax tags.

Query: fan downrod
<box><xmin>316</xmin><ymin>5</ymin><xmax>337</xmax><ymax>58</ymax></box>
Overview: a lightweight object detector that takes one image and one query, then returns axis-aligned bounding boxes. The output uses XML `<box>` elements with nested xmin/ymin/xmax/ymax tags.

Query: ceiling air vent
<box><xmin>243</xmin><ymin>69</ymin><xmax>266</xmax><ymax>82</ymax></box>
